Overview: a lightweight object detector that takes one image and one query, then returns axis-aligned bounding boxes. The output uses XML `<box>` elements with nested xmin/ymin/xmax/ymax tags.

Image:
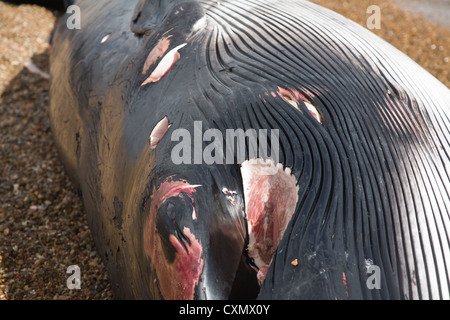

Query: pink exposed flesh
<box><xmin>150</xmin><ymin>116</ymin><xmax>170</xmax><ymax>149</ymax></box>
<box><xmin>241</xmin><ymin>159</ymin><xmax>299</xmax><ymax>284</ymax></box>
<box><xmin>277</xmin><ymin>86</ymin><xmax>322</xmax><ymax>124</ymax></box>
<box><xmin>143</xmin><ymin>178</ymin><xmax>203</xmax><ymax>299</ymax></box>
<box><xmin>141</xmin><ymin>43</ymin><xmax>187</xmax><ymax>86</ymax></box>
<box><xmin>142</xmin><ymin>36</ymin><xmax>172</xmax><ymax>75</ymax></box>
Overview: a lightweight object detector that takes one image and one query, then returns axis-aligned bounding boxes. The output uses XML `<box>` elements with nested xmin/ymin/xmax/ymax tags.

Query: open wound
<box><xmin>141</xmin><ymin>42</ymin><xmax>187</xmax><ymax>86</ymax></box>
<box><xmin>149</xmin><ymin>116</ymin><xmax>170</xmax><ymax>149</ymax></box>
<box><xmin>275</xmin><ymin>87</ymin><xmax>322</xmax><ymax>124</ymax></box>
<box><xmin>143</xmin><ymin>178</ymin><xmax>203</xmax><ymax>299</ymax></box>
<box><xmin>240</xmin><ymin>159</ymin><xmax>299</xmax><ymax>284</ymax></box>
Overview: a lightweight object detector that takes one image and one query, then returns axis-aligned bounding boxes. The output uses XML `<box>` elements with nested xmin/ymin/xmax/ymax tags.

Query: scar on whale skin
<box><xmin>149</xmin><ymin>116</ymin><xmax>170</xmax><ymax>149</ymax></box>
<box><xmin>141</xmin><ymin>43</ymin><xmax>187</xmax><ymax>86</ymax></box>
<box><xmin>240</xmin><ymin>158</ymin><xmax>299</xmax><ymax>284</ymax></box>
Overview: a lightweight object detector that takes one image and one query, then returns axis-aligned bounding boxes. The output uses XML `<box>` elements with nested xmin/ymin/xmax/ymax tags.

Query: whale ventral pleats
<box><xmin>240</xmin><ymin>159</ymin><xmax>299</xmax><ymax>284</ymax></box>
<box><xmin>100</xmin><ymin>33</ymin><xmax>111</xmax><ymax>44</ymax></box>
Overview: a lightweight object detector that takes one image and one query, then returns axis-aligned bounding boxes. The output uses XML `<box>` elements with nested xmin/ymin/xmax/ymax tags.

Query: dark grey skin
<box><xmin>49</xmin><ymin>0</ymin><xmax>450</xmax><ymax>299</ymax></box>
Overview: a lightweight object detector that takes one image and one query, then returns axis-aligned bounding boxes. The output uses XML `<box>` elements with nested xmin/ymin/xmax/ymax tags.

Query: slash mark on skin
<box><xmin>276</xmin><ymin>87</ymin><xmax>322</xmax><ymax>124</ymax></box>
<box><xmin>241</xmin><ymin>159</ymin><xmax>299</xmax><ymax>284</ymax></box>
<box><xmin>100</xmin><ymin>33</ymin><xmax>111</xmax><ymax>44</ymax></box>
<box><xmin>142</xmin><ymin>36</ymin><xmax>172</xmax><ymax>74</ymax></box>
<box><xmin>149</xmin><ymin>116</ymin><xmax>170</xmax><ymax>149</ymax></box>
<box><xmin>141</xmin><ymin>43</ymin><xmax>187</xmax><ymax>86</ymax></box>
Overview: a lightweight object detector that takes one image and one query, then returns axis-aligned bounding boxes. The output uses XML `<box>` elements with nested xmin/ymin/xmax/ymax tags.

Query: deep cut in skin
<box><xmin>241</xmin><ymin>159</ymin><xmax>299</xmax><ymax>283</ymax></box>
<box><xmin>141</xmin><ymin>43</ymin><xmax>187</xmax><ymax>86</ymax></box>
<box><xmin>149</xmin><ymin>116</ymin><xmax>170</xmax><ymax>149</ymax></box>
<box><xmin>277</xmin><ymin>87</ymin><xmax>322</xmax><ymax>124</ymax></box>
<box><xmin>143</xmin><ymin>178</ymin><xmax>203</xmax><ymax>299</ymax></box>
<box><xmin>142</xmin><ymin>36</ymin><xmax>172</xmax><ymax>75</ymax></box>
